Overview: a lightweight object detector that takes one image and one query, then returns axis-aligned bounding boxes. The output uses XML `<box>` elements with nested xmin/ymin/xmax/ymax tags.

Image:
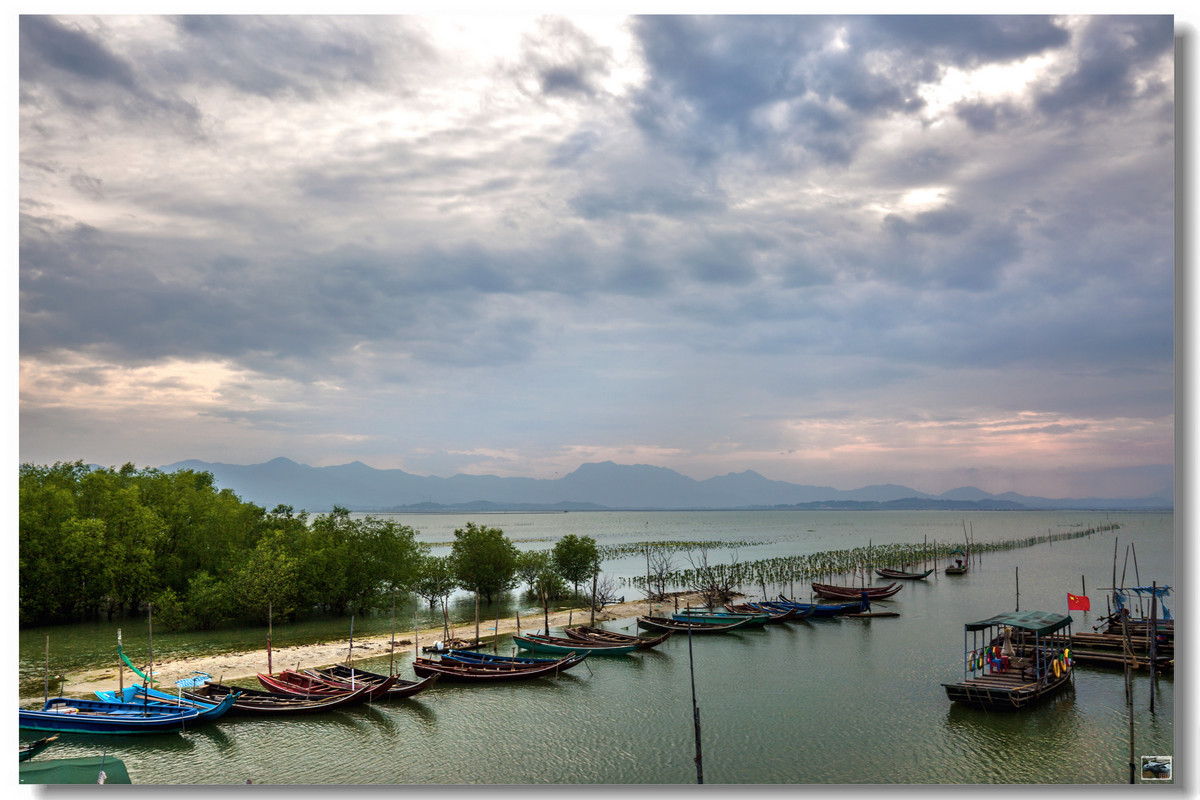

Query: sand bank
<box><xmin>42</xmin><ymin>596</ymin><xmax>698</xmax><ymax>702</ymax></box>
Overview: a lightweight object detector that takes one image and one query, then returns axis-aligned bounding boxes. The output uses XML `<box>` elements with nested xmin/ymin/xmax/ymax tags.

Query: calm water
<box><xmin>17</xmin><ymin>511</ymin><xmax>1175</xmax><ymax>784</ymax></box>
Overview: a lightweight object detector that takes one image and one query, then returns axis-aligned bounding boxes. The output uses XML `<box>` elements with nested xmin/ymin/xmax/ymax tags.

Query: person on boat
<box><xmin>954</xmin><ymin>557</ymin><xmax>964</xmax><ymax>569</ymax></box>
<box><xmin>860</xmin><ymin>590</ymin><xmax>871</xmax><ymax>613</ymax></box>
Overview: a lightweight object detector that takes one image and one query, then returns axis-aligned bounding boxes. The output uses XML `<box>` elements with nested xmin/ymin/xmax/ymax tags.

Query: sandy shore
<box><xmin>42</xmin><ymin>596</ymin><xmax>697</xmax><ymax>702</ymax></box>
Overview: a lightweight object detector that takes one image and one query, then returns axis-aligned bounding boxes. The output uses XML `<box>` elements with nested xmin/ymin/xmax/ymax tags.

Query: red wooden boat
<box><xmin>182</xmin><ymin>681</ymin><xmax>376</xmax><ymax>715</ymax></box>
<box><xmin>302</xmin><ymin>665</ymin><xmax>440</xmax><ymax>699</ymax></box>
<box><xmin>811</xmin><ymin>582</ymin><xmax>903</xmax><ymax>600</ymax></box>
<box><xmin>258</xmin><ymin>668</ymin><xmax>398</xmax><ymax>699</ymax></box>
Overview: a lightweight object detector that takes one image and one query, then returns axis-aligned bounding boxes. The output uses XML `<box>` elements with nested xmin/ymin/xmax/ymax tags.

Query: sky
<box><xmin>16</xmin><ymin>12</ymin><xmax>1181</xmax><ymax>499</ymax></box>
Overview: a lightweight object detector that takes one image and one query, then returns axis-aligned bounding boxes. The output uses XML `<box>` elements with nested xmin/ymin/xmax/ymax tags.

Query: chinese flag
<box><xmin>1067</xmin><ymin>593</ymin><xmax>1090</xmax><ymax>611</ymax></box>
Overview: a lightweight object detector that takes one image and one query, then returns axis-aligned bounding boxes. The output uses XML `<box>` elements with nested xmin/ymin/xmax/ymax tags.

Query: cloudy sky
<box><xmin>17</xmin><ymin>13</ymin><xmax>1178</xmax><ymax>498</ymax></box>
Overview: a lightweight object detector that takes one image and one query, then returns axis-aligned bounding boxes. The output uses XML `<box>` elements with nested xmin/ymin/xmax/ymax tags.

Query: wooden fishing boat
<box><xmin>94</xmin><ymin>684</ymin><xmax>241</xmax><ymax>722</ymax></box>
<box><xmin>672</xmin><ymin>609</ymin><xmax>772</xmax><ymax>627</ymax></box>
<box><xmin>942</xmin><ymin>610</ymin><xmax>1074</xmax><ymax>711</ymax></box>
<box><xmin>19</xmin><ymin>735</ymin><xmax>58</xmax><ymax>762</ymax></box>
<box><xmin>875</xmin><ymin>567</ymin><xmax>934</xmax><ymax>580</ymax></box>
<box><xmin>258</xmin><ymin>668</ymin><xmax>398</xmax><ymax>700</ymax></box>
<box><xmin>421</xmin><ymin>638</ymin><xmax>484</xmax><ymax>654</ymax></box>
<box><xmin>734</xmin><ymin>601</ymin><xmax>818</xmax><ymax>621</ymax></box>
<box><xmin>723</xmin><ymin>602</ymin><xmax>802</xmax><ymax>622</ymax></box>
<box><xmin>512</xmin><ymin>633</ymin><xmax>638</xmax><ymax>655</ymax></box>
<box><xmin>303</xmin><ymin>665</ymin><xmax>440</xmax><ymax>698</ymax></box>
<box><xmin>182</xmin><ymin>681</ymin><xmax>376</xmax><ymax>715</ymax></box>
<box><xmin>770</xmin><ymin>597</ymin><xmax>862</xmax><ymax>617</ymax></box>
<box><xmin>636</xmin><ymin>615</ymin><xmax>753</xmax><ymax>633</ymax></box>
<box><xmin>438</xmin><ymin>650</ymin><xmax>563</xmax><ymax>666</ymax></box>
<box><xmin>945</xmin><ymin>549</ymin><xmax>968</xmax><ymax>574</ymax></box>
<box><xmin>19</xmin><ymin>698</ymin><xmax>201</xmax><ymax>734</ymax></box>
<box><xmin>843</xmin><ymin>610</ymin><xmax>900</xmax><ymax>618</ymax></box>
<box><xmin>811</xmin><ymin>582</ymin><xmax>903</xmax><ymax>600</ymax></box>
<box><xmin>412</xmin><ymin>652</ymin><xmax>589</xmax><ymax>682</ymax></box>
<box><xmin>562</xmin><ymin>625</ymin><xmax>672</xmax><ymax>649</ymax></box>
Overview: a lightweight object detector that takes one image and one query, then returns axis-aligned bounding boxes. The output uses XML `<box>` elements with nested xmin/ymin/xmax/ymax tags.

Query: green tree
<box><xmin>236</xmin><ymin>529</ymin><xmax>303</xmax><ymax>623</ymax></box>
<box><xmin>515</xmin><ymin>550</ymin><xmax>551</xmax><ymax>595</ymax></box>
<box><xmin>552</xmin><ymin>534</ymin><xmax>599</xmax><ymax>599</ymax></box>
<box><xmin>415</xmin><ymin>555</ymin><xmax>457</xmax><ymax>640</ymax></box>
<box><xmin>450</xmin><ymin>522</ymin><xmax>519</xmax><ymax>644</ymax></box>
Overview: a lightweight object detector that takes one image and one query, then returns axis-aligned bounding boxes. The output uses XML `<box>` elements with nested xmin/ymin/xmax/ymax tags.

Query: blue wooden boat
<box><xmin>766</xmin><ymin>598</ymin><xmax>861</xmax><ymax>617</ymax></box>
<box><xmin>440</xmin><ymin>649</ymin><xmax>563</xmax><ymax>665</ymax></box>
<box><xmin>672</xmin><ymin>609</ymin><xmax>772</xmax><ymax>627</ymax></box>
<box><xmin>19</xmin><ymin>697</ymin><xmax>201</xmax><ymax>734</ymax></box>
<box><xmin>512</xmin><ymin>633</ymin><xmax>638</xmax><ymax>655</ymax></box>
<box><xmin>94</xmin><ymin>684</ymin><xmax>240</xmax><ymax>722</ymax></box>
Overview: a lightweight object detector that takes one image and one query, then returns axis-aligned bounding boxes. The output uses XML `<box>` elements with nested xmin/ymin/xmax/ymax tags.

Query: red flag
<box><xmin>1067</xmin><ymin>592</ymin><xmax>1090</xmax><ymax>611</ymax></box>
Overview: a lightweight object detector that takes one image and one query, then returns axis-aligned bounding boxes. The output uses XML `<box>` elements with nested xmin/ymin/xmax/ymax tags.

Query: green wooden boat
<box><xmin>512</xmin><ymin>633</ymin><xmax>638</xmax><ymax>655</ymax></box>
<box><xmin>672</xmin><ymin>609</ymin><xmax>772</xmax><ymax>627</ymax></box>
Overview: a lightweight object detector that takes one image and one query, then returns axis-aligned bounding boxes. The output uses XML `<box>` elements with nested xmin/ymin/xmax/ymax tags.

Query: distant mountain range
<box><xmin>161</xmin><ymin>458</ymin><xmax>1174</xmax><ymax>512</ymax></box>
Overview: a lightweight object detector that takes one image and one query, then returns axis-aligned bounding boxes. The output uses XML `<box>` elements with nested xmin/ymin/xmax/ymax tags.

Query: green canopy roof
<box><xmin>19</xmin><ymin>756</ymin><xmax>132</xmax><ymax>785</ymax></box>
<box><xmin>964</xmin><ymin>611</ymin><xmax>1072</xmax><ymax>636</ymax></box>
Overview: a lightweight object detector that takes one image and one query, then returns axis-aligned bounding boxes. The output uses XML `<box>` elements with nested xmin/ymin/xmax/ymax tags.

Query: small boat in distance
<box><xmin>945</xmin><ymin>549</ymin><xmax>969</xmax><ymax>574</ymax></box>
<box><xmin>875</xmin><ymin>567</ymin><xmax>934</xmax><ymax>580</ymax></box>
<box><xmin>942</xmin><ymin>610</ymin><xmax>1074</xmax><ymax>711</ymax></box>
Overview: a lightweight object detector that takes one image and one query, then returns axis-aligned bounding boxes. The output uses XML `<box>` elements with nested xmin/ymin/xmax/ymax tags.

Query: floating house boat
<box><xmin>942</xmin><ymin>610</ymin><xmax>1073</xmax><ymax>711</ymax></box>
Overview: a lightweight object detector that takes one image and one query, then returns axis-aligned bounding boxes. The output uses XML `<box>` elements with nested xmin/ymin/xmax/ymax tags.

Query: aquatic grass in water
<box><xmin>619</xmin><ymin>523</ymin><xmax>1119</xmax><ymax>598</ymax></box>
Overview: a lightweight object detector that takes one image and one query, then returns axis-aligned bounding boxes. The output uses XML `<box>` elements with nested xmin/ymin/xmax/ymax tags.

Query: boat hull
<box><xmin>942</xmin><ymin>666</ymin><xmax>1073</xmax><ymax>711</ymax></box>
<box><xmin>19</xmin><ymin>698</ymin><xmax>200</xmax><ymax>734</ymax></box>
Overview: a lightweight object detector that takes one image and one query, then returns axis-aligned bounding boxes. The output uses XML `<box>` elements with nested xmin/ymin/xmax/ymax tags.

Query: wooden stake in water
<box><xmin>44</xmin><ymin>635</ymin><xmax>49</xmax><ymax>705</ymax></box>
<box><xmin>686</xmin><ymin>615</ymin><xmax>703</xmax><ymax>784</ymax></box>
<box><xmin>1149</xmin><ymin>581</ymin><xmax>1158</xmax><ymax>712</ymax></box>
<box><xmin>1015</xmin><ymin>567</ymin><xmax>1020</xmax><ymax>612</ymax></box>
<box><xmin>267</xmin><ymin>601</ymin><xmax>273</xmax><ymax>676</ymax></box>
<box><xmin>389</xmin><ymin>589</ymin><xmax>397</xmax><ymax>676</ymax></box>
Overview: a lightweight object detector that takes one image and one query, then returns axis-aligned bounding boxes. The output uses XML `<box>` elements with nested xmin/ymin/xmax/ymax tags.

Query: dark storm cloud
<box><xmin>628</xmin><ymin>15</ymin><xmax>1073</xmax><ymax>167</ymax></box>
<box><xmin>510</xmin><ymin>17</ymin><xmax>614</xmax><ymax>99</ymax></box>
<box><xmin>20</xmin><ymin>15</ymin><xmax>200</xmax><ymax>126</ymax></box>
<box><xmin>1035</xmin><ymin>16</ymin><xmax>1174</xmax><ymax>115</ymax></box>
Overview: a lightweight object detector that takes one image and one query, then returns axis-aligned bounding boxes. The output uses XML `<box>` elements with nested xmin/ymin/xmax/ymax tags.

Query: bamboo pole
<box><xmin>686</xmin><ymin>615</ymin><xmax>703</xmax><ymax>784</ymax></box>
<box><xmin>1015</xmin><ymin>567</ymin><xmax>1020</xmax><ymax>612</ymax></box>
<box><xmin>44</xmin><ymin>635</ymin><xmax>49</xmax><ymax>705</ymax></box>
<box><xmin>267</xmin><ymin>601</ymin><xmax>273</xmax><ymax>676</ymax></box>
